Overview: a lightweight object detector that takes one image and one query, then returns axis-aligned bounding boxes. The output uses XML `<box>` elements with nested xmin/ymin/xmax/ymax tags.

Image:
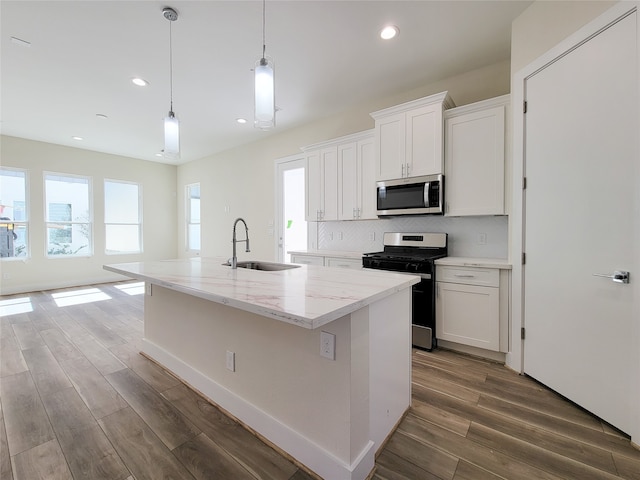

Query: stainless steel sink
<box><xmin>235</xmin><ymin>261</ymin><xmax>301</xmax><ymax>271</ymax></box>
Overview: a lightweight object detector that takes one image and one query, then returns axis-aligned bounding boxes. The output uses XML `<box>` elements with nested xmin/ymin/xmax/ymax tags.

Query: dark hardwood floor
<box><xmin>1</xmin><ymin>281</ymin><xmax>639</xmax><ymax>480</ymax></box>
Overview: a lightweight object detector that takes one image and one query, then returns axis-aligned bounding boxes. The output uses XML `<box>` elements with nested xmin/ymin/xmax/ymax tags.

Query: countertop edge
<box><xmin>434</xmin><ymin>257</ymin><xmax>512</xmax><ymax>270</ymax></box>
<box><xmin>104</xmin><ymin>263</ymin><xmax>420</xmax><ymax>329</ymax></box>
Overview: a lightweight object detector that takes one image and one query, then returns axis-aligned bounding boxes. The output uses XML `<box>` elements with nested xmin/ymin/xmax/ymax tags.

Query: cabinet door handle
<box><xmin>406</xmin><ymin>163</ymin><xmax>411</xmax><ymax>176</ymax></box>
<box><xmin>454</xmin><ymin>274</ymin><xmax>476</xmax><ymax>278</ymax></box>
<box><xmin>401</xmin><ymin>164</ymin><xmax>405</xmax><ymax>177</ymax></box>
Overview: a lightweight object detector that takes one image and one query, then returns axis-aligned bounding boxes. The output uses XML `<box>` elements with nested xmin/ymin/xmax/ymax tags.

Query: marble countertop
<box><xmin>288</xmin><ymin>249</ymin><xmax>365</xmax><ymax>259</ymax></box>
<box><xmin>435</xmin><ymin>257</ymin><xmax>512</xmax><ymax>269</ymax></box>
<box><xmin>104</xmin><ymin>257</ymin><xmax>419</xmax><ymax>329</ymax></box>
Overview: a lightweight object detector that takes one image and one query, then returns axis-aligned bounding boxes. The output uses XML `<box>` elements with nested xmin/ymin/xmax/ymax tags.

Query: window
<box><xmin>45</xmin><ymin>173</ymin><xmax>91</xmax><ymax>257</ymax></box>
<box><xmin>105</xmin><ymin>180</ymin><xmax>142</xmax><ymax>254</ymax></box>
<box><xmin>186</xmin><ymin>183</ymin><xmax>200</xmax><ymax>251</ymax></box>
<box><xmin>0</xmin><ymin>168</ymin><xmax>28</xmax><ymax>258</ymax></box>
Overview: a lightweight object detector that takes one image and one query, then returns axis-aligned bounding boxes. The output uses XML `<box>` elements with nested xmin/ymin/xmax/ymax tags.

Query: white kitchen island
<box><xmin>104</xmin><ymin>257</ymin><xmax>419</xmax><ymax>480</ymax></box>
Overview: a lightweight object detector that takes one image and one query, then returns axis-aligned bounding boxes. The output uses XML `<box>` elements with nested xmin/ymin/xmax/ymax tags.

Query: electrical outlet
<box><xmin>328</xmin><ymin>232</ymin><xmax>334</xmax><ymax>241</ymax></box>
<box><xmin>477</xmin><ymin>233</ymin><xmax>487</xmax><ymax>245</ymax></box>
<box><xmin>320</xmin><ymin>331</ymin><xmax>336</xmax><ymax>360</ymax></box>
<box><xmin>2</xmin><ymin>272</ymin><xmax>10</xmax><ymax>280</ymax></box>
<box><xmin>226</xmin><ymin>351</ymin><xmax>235</xmax><ymax>372</ymax></box>
<box><xmin>224</xmin><ymin>206</ymin><xmax>230</xmax><ymax>213</ymax></box>
<box><xmin>337</xmin><ymin>232</ymin><xmax>343</xmax><ymax>241</ymax></box>
<box><xmin>368</xmin><ymin>232</ymin><xmax>376</xmax><ymax>242</ymax></box>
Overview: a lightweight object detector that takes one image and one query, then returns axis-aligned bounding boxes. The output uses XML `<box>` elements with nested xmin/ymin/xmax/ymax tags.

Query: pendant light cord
<box><xmin>169</xmin><ymin>19</ymin><xmax>174</xmax><ymax>112</ymax></box>
<box><xmin>262</xmin><ymin>0</ymin><xmax>266</xmax><ymax>60</ymax></box>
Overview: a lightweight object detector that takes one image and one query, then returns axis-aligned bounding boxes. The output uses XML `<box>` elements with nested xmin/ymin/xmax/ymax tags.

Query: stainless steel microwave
<box><xmin>376</xmin><ymin>174</ymin><xmax>444</xmax><ymax>216</ymax></box>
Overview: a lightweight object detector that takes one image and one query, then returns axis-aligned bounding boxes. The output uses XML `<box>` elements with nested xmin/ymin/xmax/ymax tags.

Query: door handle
<box><xmin>592</xmin><ymin>270</ymin><xmax>630</xmax><ymax>284</ymax></box>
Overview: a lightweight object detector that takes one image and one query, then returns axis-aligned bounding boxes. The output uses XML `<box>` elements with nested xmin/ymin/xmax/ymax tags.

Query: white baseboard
<box><xmin>142</xmin><ymin>339</ymin><xmax>375</xmax><ymax>480</ymax></box>
<box><xmin>0</xmin><ymin>272</ymin><xmax>127</xmax><ymax>296</ymax></box>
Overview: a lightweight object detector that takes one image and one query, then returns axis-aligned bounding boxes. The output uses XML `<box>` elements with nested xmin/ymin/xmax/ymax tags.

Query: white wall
<box><xmin>176</xmin><ymin>60</ymin><xmax>512</xmax><ymax>262</ymax></box>
<box><xmin>510</xmin><ymin>0</ymin><xmax>616</xmax><ymax>76</ymax></box>
<box><xmin>0</xmin><ymin>135</ymin><xmax>177</xmax><ymax>294</ymax></box>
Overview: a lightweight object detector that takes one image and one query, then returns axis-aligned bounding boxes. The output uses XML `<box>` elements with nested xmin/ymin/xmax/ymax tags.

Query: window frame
<box><xmin>185</xmin><ymin>183</ymin><xmax>201</xmax><ymax>253</ymax></box>
<box><xmin>44</xmin><ymin>171</ymin><xmax>93</xmax><ymax>258</ymax></box>
<box><xmin>0</xmin><ymin>167</ymin><xmax>30</xmax><ymax>260</ymax></box>
<box><xmin>104</xmin><ymin>178</ymin><xmax>143</xmax><ymax>255</ymax></box>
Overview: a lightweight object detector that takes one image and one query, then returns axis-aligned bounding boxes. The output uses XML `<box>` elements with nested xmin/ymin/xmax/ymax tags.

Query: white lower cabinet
<box><xmin>325</xmin><ymin>257</ymin><xmax>362</xmax><ymax>269</ymax></box>
<box><xmin>290</xmin><ymin>253</ymin><xmax>362</xmax><ymax>270</ymax></box>
<box><xmin>436</xmin><ymin>265</ymin><xmax>509</xmax><ymax>352</ymax></box>
<box><xmin>290</xmin><ymin>254</ymin><xmax>325</xmax><ymax>266</ymax></box>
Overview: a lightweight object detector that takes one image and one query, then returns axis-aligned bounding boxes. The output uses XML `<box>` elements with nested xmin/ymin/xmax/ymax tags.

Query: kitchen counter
<box><xmin>105</xmin><ymin>257</ymin><xmax>418</xmax><ymax>329</ymax></box>
<box><xmin>435</xmin><ymin>256</ymin><xmax>512</xmax><ymax>269</ymax></box>
<box><xmin>104</xmin><ymin>256</ymin><xmax>417</xmax><ymax>480</ymax></box>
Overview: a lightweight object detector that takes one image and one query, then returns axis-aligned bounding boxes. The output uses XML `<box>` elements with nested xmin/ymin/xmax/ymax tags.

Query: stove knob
<box><xmin>408</xmin><ymin>263</ymin><xmax>420</xmax><ymax>272</ymax></box>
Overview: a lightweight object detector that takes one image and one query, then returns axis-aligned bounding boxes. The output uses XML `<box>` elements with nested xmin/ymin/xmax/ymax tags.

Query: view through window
<box><xmin>45</xmin><ymin>173</ymin><xmax>91</xmax><ymax>257</ymax></box>
<box><xmin>186</xmin><ymin>183</ymin><xmax>201</xmax><ymax>251</ymax></box>
<box><xmin>0</xmin><ymin>168</ymin><xmax>28</xmax><ymax>258</ymax></box>
<box><xmin>105</xmin><ymin>180</ymin><xmax>142</xmax><ymax>254</ymax></box>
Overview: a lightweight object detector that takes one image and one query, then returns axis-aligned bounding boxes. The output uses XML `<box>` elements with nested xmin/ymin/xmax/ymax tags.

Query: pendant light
<box><xmin>254</xmin><ymin>0</ymin><xmax>275</xmax><ymax>129</ymax></box>
<box><xmin>163</xmin><ymin>7</ymin><xmax>180</xmax><ymax>159</ymax></box>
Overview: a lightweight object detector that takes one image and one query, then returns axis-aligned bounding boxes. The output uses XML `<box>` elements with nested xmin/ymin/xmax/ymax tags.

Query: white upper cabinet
<box><xmin>304</xmin><ymin>147</ymin><xmax>338</xmax><ymax>222</ymax></box>
<box><xmin>371</xmin><ymin>91</ymin><xmax>455</xmax><ymax>181</ymax></box>
<box><xmin>337</xmin><ymin>133</ymin><xmax>376</xmax><ymax>220</ymax></box>
<box><xmin>320</xmin><ymin>147</ymin><xmax>338</xmax><ymax>221</ymax></box>
<box><xmin>304</xmin><ymin>130</ymin><xmax>375</xmax><ymax>222</ymax></box>
<box><xmin>444</xmin><ymin>95</ymin><xmax>509</xmax><ymax>216</ymax></box>
<box><xmin>305</xmin><ymin>150</ymin><xmax>321</xmax><ymax>221</ymax></box>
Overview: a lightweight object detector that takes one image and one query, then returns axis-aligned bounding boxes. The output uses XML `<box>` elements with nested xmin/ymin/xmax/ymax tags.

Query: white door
<box><xmin>275</xmin><ymin>156</ymin><xmax>307</xmax><ymax>263</ymax></box>
<box><xmin>523</xmin><ymin>11</ymin><xmax>638</xmax><ymax>435</ymax></box>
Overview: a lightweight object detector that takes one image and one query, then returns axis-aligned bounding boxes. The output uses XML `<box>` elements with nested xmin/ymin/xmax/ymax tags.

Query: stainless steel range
<box><xmin>362</xmin><ymin>232</ymin><xmax>447</xmax><ymax>350</ymax></box>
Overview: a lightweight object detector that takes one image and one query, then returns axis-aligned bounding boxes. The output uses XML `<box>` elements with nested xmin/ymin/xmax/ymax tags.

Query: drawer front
<box><xmin>436</xmin><ymin>265</ymin><xmax>499</xmax><ymax>287</ymax></box>
<box><xmin>326</xmin><ymin>257</ymin><xmax>362</xmax><ymax>270</ymax></box>
<box><xmin>291</xmin><ymin>255</ymin><xmax>324</xmax><ymax>266</ymax></box>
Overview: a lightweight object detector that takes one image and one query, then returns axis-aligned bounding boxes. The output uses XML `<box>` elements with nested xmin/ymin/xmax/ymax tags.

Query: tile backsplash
<box><xmin>316</xmin><ymin>215</ymin><xmax>508</xmax><ymax>258</ymax></box>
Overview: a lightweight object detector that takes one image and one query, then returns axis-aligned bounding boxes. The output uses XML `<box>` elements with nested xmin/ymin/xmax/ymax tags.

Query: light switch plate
<box><xmin>226</xmin><ymin>351</ymin><xmax>235</xmax><ymax>372</ymax></box>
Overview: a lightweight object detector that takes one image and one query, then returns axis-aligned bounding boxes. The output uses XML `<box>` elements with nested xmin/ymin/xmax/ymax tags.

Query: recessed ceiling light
<box><xmin>155</xmin><ymin>152</ymin><xmax>164</xmax><ymax>157</ymax></box>
<box><xmin>380</xmin><ymin>25</ymin><xmax>399</xmax><ymax>40</ymax></box>
<box><xmin>131</xmin><ymin>77</ymin><xmax>149</xmax><ymax>87</ymax></box>
<box><xmin>236</xmin><ymin>118</ymin><xmax>247</xmax><ymax>124</ymax></box>
<box><xmin>96</xmin><ymin>113</ymin><xmax>108</xmax><ymax>119</ymax></box>
<box><xmin>72</xmin><ymin>136</ymin><xmax>83</xmax><ymax>141</ymax></box>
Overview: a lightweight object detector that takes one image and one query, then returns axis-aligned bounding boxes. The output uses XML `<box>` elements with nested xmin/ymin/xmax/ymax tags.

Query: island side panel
<box><xmin>142</xmin><ymin>284</ymin><xmax>371</xmax><ymax>476</ymax></box>
<box><xmin>369</xmin><ymin>287</ymin><xmax>412</xmax><ymax>452</ymax></box>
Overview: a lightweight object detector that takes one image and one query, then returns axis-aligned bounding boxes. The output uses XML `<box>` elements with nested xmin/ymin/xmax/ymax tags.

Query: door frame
<box><xmin>510</xmin><ymin>1</ymin><xmax>640</xmax><ymax>441</ymax></box>
<box><xmin>274</xmin><ymin>154</ymin><xmax>307</xmax><ymax>262</ymax></box>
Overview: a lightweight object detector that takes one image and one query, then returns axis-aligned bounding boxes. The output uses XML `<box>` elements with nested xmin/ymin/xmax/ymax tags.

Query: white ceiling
<box><xmin>0</xmin><ymin>1</ymin><xmax>532</xmax><ymax>165</ymax></box>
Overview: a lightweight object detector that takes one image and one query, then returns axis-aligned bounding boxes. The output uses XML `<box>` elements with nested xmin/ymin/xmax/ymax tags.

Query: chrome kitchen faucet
<box><xmin>231</xmin><ymin>218</ymin><xmax>250</xmax><ymax>269</ymax></box>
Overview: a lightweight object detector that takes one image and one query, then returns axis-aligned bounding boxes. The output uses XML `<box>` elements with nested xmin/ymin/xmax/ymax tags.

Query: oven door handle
<box><xmin>419</xmin><ymin>273</ymin><xmax>432</xmax><ymax>280</ymax></box>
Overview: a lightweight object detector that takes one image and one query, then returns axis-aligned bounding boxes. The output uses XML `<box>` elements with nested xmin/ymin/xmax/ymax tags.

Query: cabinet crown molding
<box><xmin>444</xmin><ymin>94</ymin><xmax>510</xmax><ymax>118</ymax></box>
<box><xmin>370</xmin><ymin>91</ymin><xmax>455</xmax><ymax>119</ymax></box>
<box><xmin>300</xmin><ymin>129</ymin><xmax>374</xmax><ymax>152</ymax></box>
